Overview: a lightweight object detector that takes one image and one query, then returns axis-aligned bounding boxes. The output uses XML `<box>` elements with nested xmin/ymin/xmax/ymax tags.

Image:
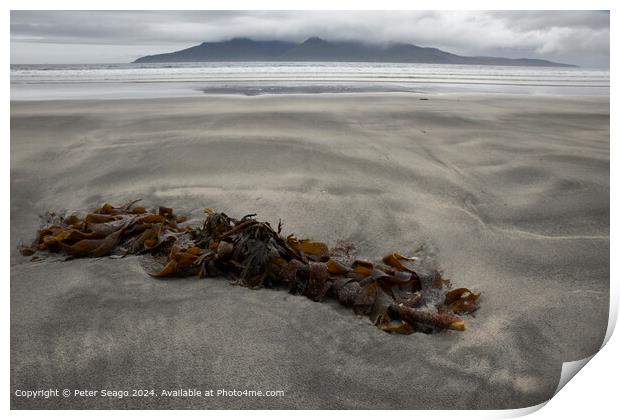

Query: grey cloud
<box><xmin>10</xmin><ymin>10</ymin><xmax>610</xmax><ymax>67</ymax></box>
<box><xmin>488</xmin><ymin>10</ymin><xmax>610</xmax><ymax>31</ymax></box>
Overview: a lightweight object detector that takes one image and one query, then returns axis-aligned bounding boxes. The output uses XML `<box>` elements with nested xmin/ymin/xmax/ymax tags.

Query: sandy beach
<box><xmin>10</xmin><ymin>93</ymin><xmax>609</xmax><ymax>409</ymax></box>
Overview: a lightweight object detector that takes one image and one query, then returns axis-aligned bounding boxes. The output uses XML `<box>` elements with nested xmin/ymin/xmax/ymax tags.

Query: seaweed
<box><xmin>19</xmin><ymin>200</ymin><xmax>481</xmax><ymax>334</ymax></box>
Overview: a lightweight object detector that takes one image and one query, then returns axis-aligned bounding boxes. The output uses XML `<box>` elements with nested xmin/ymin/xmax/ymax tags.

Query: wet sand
<box><xmin>10</xmin><ymin>93</ymin><xmax>609</xmax><ymax>409</ymax></box>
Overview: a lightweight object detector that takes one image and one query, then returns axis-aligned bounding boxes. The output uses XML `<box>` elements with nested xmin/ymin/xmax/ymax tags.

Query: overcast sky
<box><xmin>10</xmin><ymin>10</ymin><xmax>610</xmax><ymax>68</ymax></box>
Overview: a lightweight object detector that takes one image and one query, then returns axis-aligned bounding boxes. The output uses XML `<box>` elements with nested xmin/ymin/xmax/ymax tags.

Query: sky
<box><xmin>10</xmin><ymin>10</ymin><xmax>610</xmax><ymax>68</ymax></box>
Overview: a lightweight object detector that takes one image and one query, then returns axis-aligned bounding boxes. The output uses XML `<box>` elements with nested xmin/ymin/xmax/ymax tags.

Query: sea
<box><xmin>10</xmin><ymin>62</ymin><xmax>610</xmax><ymax>100</ymax></box>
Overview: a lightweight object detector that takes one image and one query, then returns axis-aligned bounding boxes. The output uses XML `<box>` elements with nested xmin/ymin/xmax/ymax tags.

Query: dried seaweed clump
<box><xmin>19</xmin><ymin>200</ymin><xmax>481</xmax><ymax>334</ymax></box>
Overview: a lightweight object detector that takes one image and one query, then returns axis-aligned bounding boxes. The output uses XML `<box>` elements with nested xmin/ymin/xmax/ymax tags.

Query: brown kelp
<box><xmin>19</xmin><ymin>200</ymin><xmax>480</xmax><ymax>334</ymax></box>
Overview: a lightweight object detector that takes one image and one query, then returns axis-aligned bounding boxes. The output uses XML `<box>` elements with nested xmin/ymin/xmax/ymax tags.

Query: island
<box><xmin>134</xmin><ymin>37</ymin><xmax>575</xmax><ymax>67</ymax></box>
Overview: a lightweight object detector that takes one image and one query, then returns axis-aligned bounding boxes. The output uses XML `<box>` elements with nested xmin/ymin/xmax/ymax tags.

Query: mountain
<box><xmin>136</xmin><ymin>38</ymin><xmax>296</xmax><ymax>62</ymax></box>
<box><xmin>133</xmin><ymin>37</ymin><xmax>575</xmax><ymax>67</ymax></box>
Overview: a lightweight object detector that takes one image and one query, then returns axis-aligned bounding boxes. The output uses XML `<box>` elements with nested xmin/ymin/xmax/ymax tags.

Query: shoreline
<box><xmin>9</xmin><ymin>90</ymin><xmax>612</xmax><ymax>106</ymax></box>
<box><xmin>10</xmin><ymin>81</ymin><xmax>610</xmax><ymax>101</ymax></box>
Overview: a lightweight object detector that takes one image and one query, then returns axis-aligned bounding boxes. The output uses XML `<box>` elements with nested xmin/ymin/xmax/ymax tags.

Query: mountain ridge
<box><xmin>133</xmin><ymin>37</ymin><xmax>575</xmax><ymax>67</ymax></box>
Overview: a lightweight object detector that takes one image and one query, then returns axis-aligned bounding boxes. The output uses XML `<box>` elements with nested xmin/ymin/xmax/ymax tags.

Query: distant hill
<box><xmin>133</xmin><ymin>37</ymin><xmax>575</xmax><ymax>67</ymax></box>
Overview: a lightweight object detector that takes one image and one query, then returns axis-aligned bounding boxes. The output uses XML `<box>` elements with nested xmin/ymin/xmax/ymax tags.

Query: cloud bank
<box><xmin>10</xmin><ymin>10</ymin><xmax>610</xmax><ymax>67</ymax></box>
